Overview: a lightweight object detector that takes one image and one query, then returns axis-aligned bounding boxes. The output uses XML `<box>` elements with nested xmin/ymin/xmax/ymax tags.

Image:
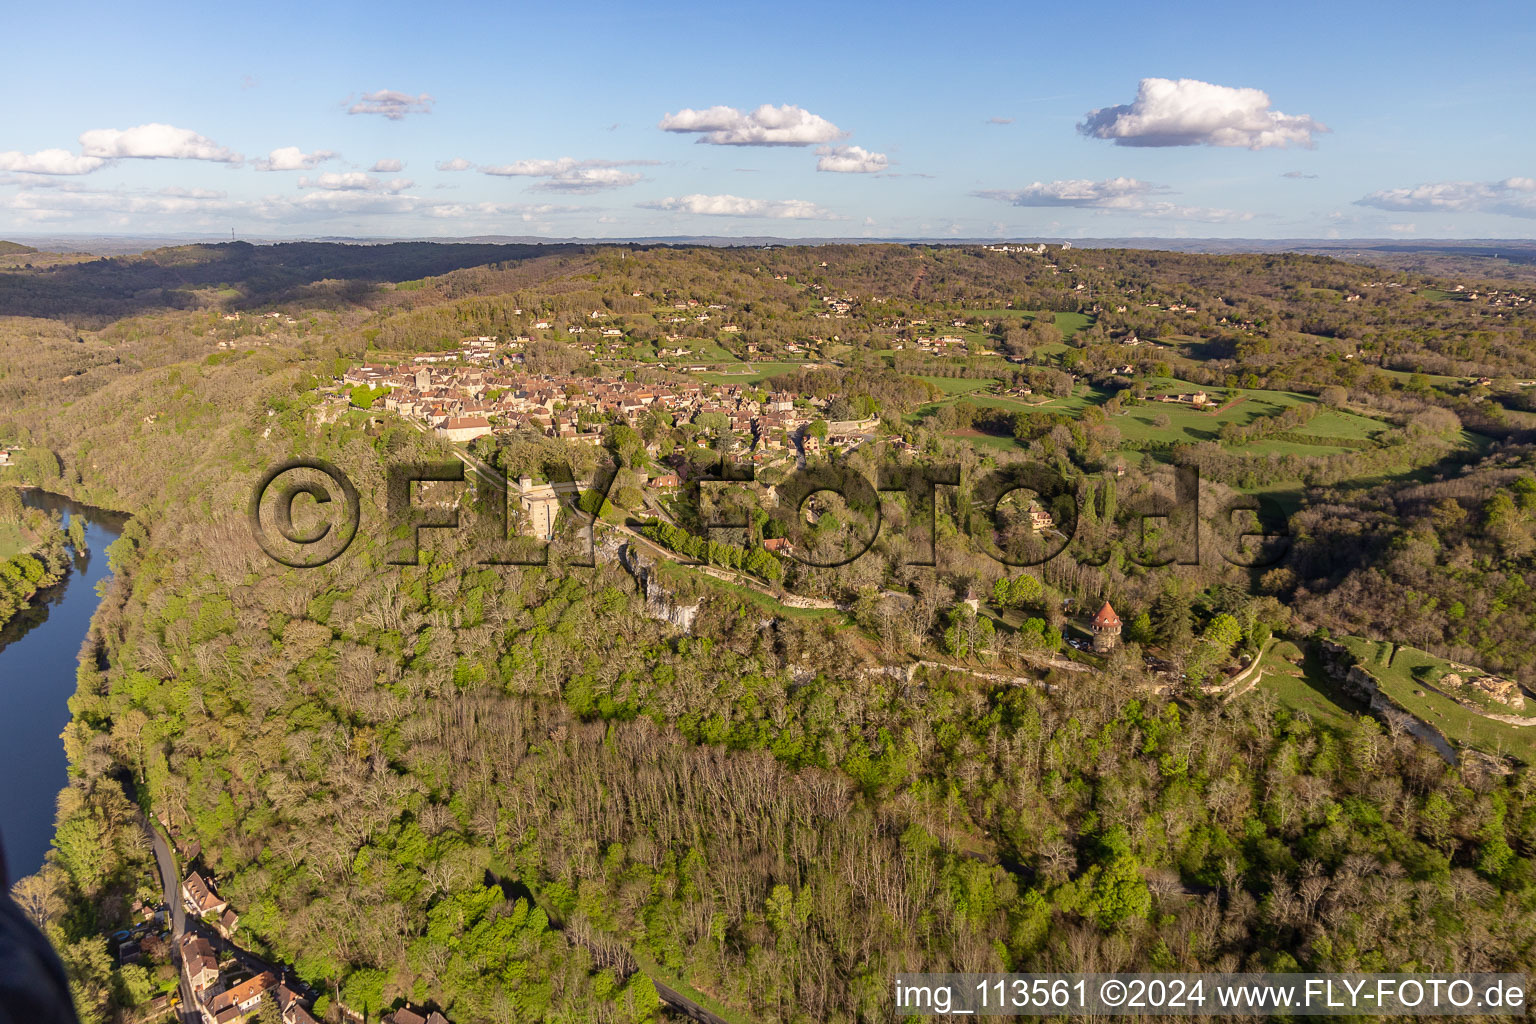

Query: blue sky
<box><xmin>3</xmin><ymin>0</ymin><xmax>1533</xmax><ymax>239</ymax></box>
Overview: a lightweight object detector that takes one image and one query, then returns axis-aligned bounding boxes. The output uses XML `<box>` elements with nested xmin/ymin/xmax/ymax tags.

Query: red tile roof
<box><xmin>1091</xmin><ymin>601</ymin><xmax>1121</xmax><ymax>629</ymax></box>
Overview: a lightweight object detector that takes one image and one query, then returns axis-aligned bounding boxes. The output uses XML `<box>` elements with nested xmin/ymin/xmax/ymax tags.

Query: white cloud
<box><xmin>986</xmin><ymin>117</ymin><xmax>1014</xmax><ymax>125</ymax></box>
<box><xmin>1281</xmin><ymin>170</ymin><xmax>1318</xmax><ymax>179</ymax></box>
<box><xmin>371</xmin><ymin>158</ymin><xmax>405</xmax><ymax>172</ymax></box>
<box><xmin>0</xmin><ymin>125</ymin><xmax>239</xmax><ymax>176</ymax></box>
<box><xmin>815</xmin><ymin>145</ymin><xmax>888</xmax><ymax>174</ymax></box>
<box><xmin>1355</xmin><ymin>177</ymin><xmax>1536</xmax><ymax>218</ymax></box>
<box><xmin>423</xmin><ymin>201</ymin><xmax>583</xmax><ymax>222</ymax></box>
<box><xmin>436</xmin><ymin>157</ymin><xmax>475</xmax><ymax>172</ymax></box>
<box><xmin>658</xmin><ymin>104</ymin><xmax>845</xmax><ymax>146</ymax></box>
<box><xmin>159</xmin><ymin>186</ymin><xmax>226</xmax><ymax>199</ymax></box>
<box><xmin>0</xmin><ymin>178</ymin><xmax>587</xmax><ymax>229</ymax></box>
<box><xmin>639</xmin><ymin>193</ymin><xmax>837</xmax><ymax>219</ymax></box>
<box><xmin>0</xmin><ymin>149</ymin><xmax>108</xmax><ymax>175</ymax></box>
<box><xmin>79</xmin><ymin>123</ymin><xmax>243</xmax><ymax>162</ymax></box>
<box><xmin>0</xmin><ymin>124</ymin><xmax>241</xmax><ymax>175</ymax></box>
<box><xmin>975</xmin><ymin>177</ymin><xmax>1158</xmax><ymax>208</ymax></box>
<box><xmin>478</xmin><ymin>157</ymin><xmax>651</xmax><ymax>192</ymax></box>
<box><xmin>252</xmin><ymin>146</ymin><xmax>338</xmax><ymax>171</ymax></box>
<box><xmin>974</xmin><ymin>177</ymin><xmax>1251</xmax><ymax>222</ymax></box>
<box><xmin>1</xmin><ymin>182</ymin><xmax>239</xmax><ymax>218</ymax></box>
<box><xmin>1388</xmin><ymin>223</ymin><xmax>1417</xmax><ymax>233</ymax></box>
<box><xmin>297</xmin><ymin>172</ymin><xmax>414</xmax><ymax>193</ymax></box>
<box><xmin>1079</xmin><ymin>78</ymin><xmax>1326</xmax><ymax>149</ymax></box>
<box><xmin>347</xmin><ymin>90</ymin><xmax>435</xmax><ymax>120</ymax></box>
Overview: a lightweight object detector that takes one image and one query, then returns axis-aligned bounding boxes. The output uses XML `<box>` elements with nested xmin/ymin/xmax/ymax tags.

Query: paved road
<box><xmin>651</xmin><ymin>979</ymin><xmax>733</xmax><ymax>1024</ymax></box>
<box><xmin>144</xmin><ymin>819</ymin><xmax>184</xmax><ymax>939</ymax></box>
<box><xmin>141</xmin><ymin>815</ymin><xmax>196</xmax><ymax>1024</ymax></box>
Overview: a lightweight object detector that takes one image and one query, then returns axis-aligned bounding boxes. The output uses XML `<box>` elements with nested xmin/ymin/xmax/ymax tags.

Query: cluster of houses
<box><xmin>184</xmin><ymin>871</ymin><xmax>239</xmax><ymax>939</ymax></box>
<box><xmin>1452</xmin><ymin>285</ymin><xmax>1532</xmax><ymax>310</ymax></box>
<box><xmin>177</xmin><ymin>872</ymin><xmax>322</xmax><ymax>1024</ymax></box>
<box><xmin>980</xmin><ymin>243</ymin><xmax>1049</xmax><ymax>255</ymax></box>
<box><xmin>339</xmin><ymin>361</ymin><xmax>816</xmax><ymax>457</ymax></box>
<box><xmin>220</xmin><ymin>311</ymin><xmax>298</xmax><ymax>326</ymax></box>
<box><xmin>179</xmin><ymin>933</ymin><xmax>317</xmax><ymax>1024</ymax></box>
<box><xmin>818</xmin><ymin>294</ymin><xmax>854</xmax><ymax>317</ymax></box>
<box><xmin>178</xmin><ymin>868</ymin><xmax>454</xmax><ymax>1024</ymax></box>
<box><xmin>895</xmin><ymin>334</ymin><xmax>970</xmax><ymax>355</ymax></box>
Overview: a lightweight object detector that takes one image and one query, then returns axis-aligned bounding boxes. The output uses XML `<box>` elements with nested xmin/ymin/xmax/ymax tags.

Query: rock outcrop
<box><xmin>618</xmin><ymin>544</ymin><xmax>701</xmax><ymax>634</ymax></box>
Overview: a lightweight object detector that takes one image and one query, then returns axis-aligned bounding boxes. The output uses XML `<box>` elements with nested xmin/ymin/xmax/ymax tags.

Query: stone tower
<box><xmin>1091</xmin><ymin>601</ymin><xmax>1122</xmax><ymax>654</ymax></box>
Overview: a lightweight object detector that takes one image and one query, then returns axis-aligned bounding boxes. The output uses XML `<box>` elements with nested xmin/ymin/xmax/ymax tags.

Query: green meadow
<box><xmin>1111</xmin><ymin>383</ymin><xmax>1386</xmax><ymax>448</ymax></box>
<box><xmin>971</xmin><ymin>308</ymin><xmax>1096</xmax><ymax>339</ymax></box>
<box><xmin>1259</xmin><ymin>640</ymin><xmax>1369</xmax><ymax>733</ymax></box>
<box><xmin>690</xmin><ymin>361</ymin><xmax>809</xmax><ymax>386</ymax></box>
<box><xmin>0</xmin><ymin>521</ymin><xmax>25</xmax><ymax>560</ymax></box>
<box><xmin>1337</xmin><ymin>637</ymin><xmax>1536</xmax><ymax>762</ymax></box>
<box><xmin>918</xmin><ymin>375</ymin><xmax>997</xmax><ymax>395</ymax></box>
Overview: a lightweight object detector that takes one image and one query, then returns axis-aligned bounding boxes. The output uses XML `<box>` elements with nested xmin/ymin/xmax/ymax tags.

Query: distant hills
<box><xmin>0</xmin><ymin>240</ymin><xmax>38</xmax><ymax>255</ymax></box>
<box><xmin>5</xmin><ymin>233</ymin><xmax>1536</xmax><ymax>259</ymax></box>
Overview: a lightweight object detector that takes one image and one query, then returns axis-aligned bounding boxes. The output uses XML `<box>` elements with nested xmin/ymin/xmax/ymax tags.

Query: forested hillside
<box><xmin>4</xmin><ymin>242</ymin><xmax>1536</xmax><ymax>1024</ymax></box>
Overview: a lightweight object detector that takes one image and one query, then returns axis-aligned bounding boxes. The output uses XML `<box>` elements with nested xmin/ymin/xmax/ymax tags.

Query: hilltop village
<box><xmin>339</xmin><ymin>358</ymin><xmax>818</xmax><ymax>455</ymax></box>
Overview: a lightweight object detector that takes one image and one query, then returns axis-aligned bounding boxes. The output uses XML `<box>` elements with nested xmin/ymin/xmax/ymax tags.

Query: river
<box><xmin>0</xmin><ymin>490</ymin><xmax>125</xmax><ymax>880</ymax></box>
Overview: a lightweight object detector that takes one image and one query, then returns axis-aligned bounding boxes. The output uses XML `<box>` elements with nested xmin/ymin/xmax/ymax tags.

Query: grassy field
<box><xmin>1241</xmin><ymin>439</ymin><xmax>1358</xmax><ymax>457</ymax></box>
<box><xmin>947</xmin><ymin>430</ymin><xmax>1020</xmax><ymax>451</ymax></box>
<box><xmin>919</xmin><ymin>375</ymin><xmax>998</xmax><ymax>395</ymax></box>
<box><xmin>971</xmin><ymin>309</ymin><xmax>1096</xmax><ymax>339</ymax></box>
<box><xmin>1337</xmin><ymin>637</ymin><xmax>1536</xmax><ymax>761</ymax></box>
<box><xmin>1031</xmin><ymin>383</ymin><xmax>1112</xmax><ymax>415</ymax></box>
<box><xmin>1111</xmin><ymin>384</ymin><xmax>1386</xmax><ymax>448</ymax></box>
<box><xmin>1301</xmin><ymin>407</ymin><xmax>1388</xmax><ymax>439</ymax></box>
<box><xmin>908</xmin><ymin>375</ymin><xmax>1395</xmax><ymax>461</ymax></box>
<box><xmin>686</xmin><ymin>340</ymin><xmax>747</xmax><ymax>363</ymax></box>
<box><xmin>0</xmin><ymin>522</ymin><xmax>26</xmax><ymax>560</ymax></box>
<box><xmin>1259</xmin><ymin>641</ymin><xmax>1368</xmax><ymax>732</ymax></box>
<box><xmin>690</xmin><ymin>361</ymin><xmax>807</xmax><ymax>386</ymax></box>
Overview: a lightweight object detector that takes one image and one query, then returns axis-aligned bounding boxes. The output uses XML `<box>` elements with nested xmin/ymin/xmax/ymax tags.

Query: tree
<box><xmin>0</xmin><ymin>485</ymin><xmax>22</xmax><ymax>524</ymax></box>
<box><xmin>1150</xmin><ymin>590</ymin><xmax>1191</xmax><ymax>649</ymax></box>
<box><xmin>349</xmin><ymin>384</ymin><xmax>390</xmax><ymax>408</ymax></box>
<box><xmin>1089</xmin><ymin>855</ymin><xmax>1152</xmax><ymax>926</ymax></box>
<box><xmin>1007</xmin><ymin>574</ymin><xmax>1042</xmax><ymax>607</ymax></box>
<box><xmin>16</xmin><ymin>447</ymin><xmax>61</xmax><ymax>483</ymax></box>
<box><xmin>606</xmin><ymin>424</ymin><xmax>644</xmax><ymax>467</ymax></box>
<box><xmin>256</xmin><ymin>994</ymin><xmax>284</xmax><ymax>1024</ymax></box>
<box><xmin>340</xmin><ymin>968</ymin><xmax>388</xmax><ymax>1019</ymax></box>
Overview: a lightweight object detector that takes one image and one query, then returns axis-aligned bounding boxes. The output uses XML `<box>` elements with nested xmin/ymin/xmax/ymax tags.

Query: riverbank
<box><xmin>0</xmin><ymin>490</ymin><xmax>126</xmax><ymax>878</ymax></box>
